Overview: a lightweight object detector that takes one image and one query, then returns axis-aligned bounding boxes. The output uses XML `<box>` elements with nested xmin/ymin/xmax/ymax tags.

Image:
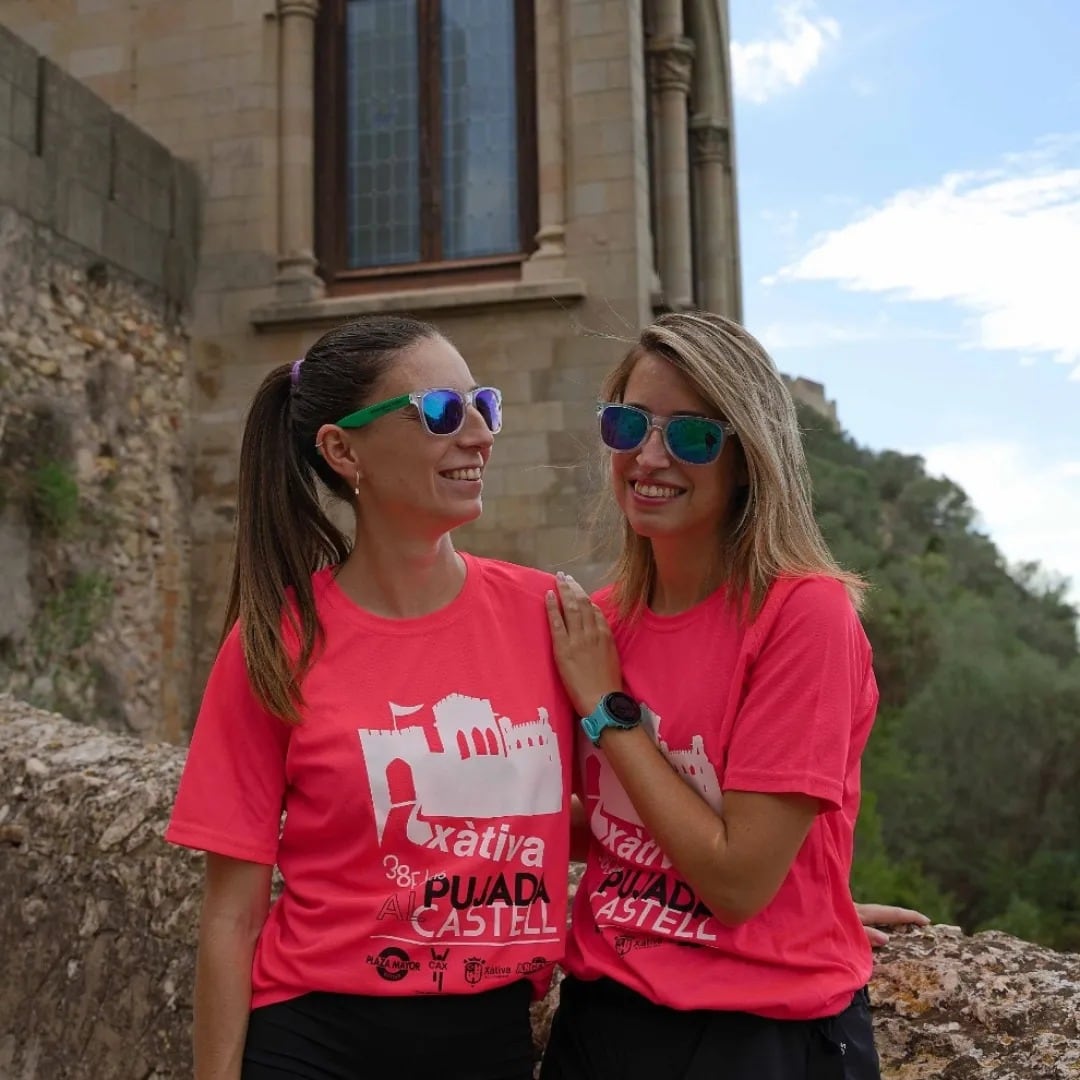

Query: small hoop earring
<box><xmin>353</xmin><ymin>472</ymin><xmax>360</xmax><ymax>497</ymax></box>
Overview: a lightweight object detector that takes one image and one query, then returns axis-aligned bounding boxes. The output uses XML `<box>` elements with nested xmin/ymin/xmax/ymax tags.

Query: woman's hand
<box><xmin>856</xmin><ymin>902</ymin><xmax>931</xmax><ymax>948</ymax></box>
<box><xmin>545</xmin><ymin>572</ymin><xmax>623</xmax><ymax>717</ymax></box>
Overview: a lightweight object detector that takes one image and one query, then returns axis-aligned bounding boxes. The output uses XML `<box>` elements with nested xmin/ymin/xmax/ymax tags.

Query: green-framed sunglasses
<box><xmin>335</xmin><ymin>386</ymin><xmax>503</xmax><ymax>436</ymax></box>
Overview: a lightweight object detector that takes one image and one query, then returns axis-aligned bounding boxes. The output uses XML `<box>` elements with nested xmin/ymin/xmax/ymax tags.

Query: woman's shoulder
<box><xmin>464</xmin><ymin>553</ymin><xmax>557</xmax><ymax>599</ymax></box>
<box><xmin>750</xmin><ymin>573</ymin><xmax>867</xmax><ymax>652</ymax></box>
<box><xmin>769</xmin><ymin>573</ymin><xmax>854</xmax><ymax>611</ymax></box>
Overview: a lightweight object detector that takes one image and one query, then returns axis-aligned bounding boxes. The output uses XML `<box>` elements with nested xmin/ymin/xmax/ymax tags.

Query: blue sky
<box><xmin>728</xmin><ymin>0</ymin><xmax>1080</xmax><ymax>607</ymax></box>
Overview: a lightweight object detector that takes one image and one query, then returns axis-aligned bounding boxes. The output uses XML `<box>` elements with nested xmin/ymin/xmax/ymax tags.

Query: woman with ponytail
<box><xmin>166</xmin><ymin>315</ymin><xmax>575</xmax><ymax>1080</ymax></box>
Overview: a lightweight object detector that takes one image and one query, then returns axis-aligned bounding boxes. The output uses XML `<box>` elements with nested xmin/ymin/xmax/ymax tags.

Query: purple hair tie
<box><xmin>290</xmin><ymin>358</ymin><xmax>304</xmax><ymax>386</ymax></box>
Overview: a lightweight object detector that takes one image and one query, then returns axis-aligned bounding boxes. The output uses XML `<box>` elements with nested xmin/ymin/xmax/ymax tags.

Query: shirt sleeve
<box><xmin>165</xmin><ymin>624</ymin><xmax>291</xmax><ymax>864</ymax></box>
<box><xmin>721</xmin><ymin>577</ymin><xmax>873</xmax><ymax>811</ymax></box>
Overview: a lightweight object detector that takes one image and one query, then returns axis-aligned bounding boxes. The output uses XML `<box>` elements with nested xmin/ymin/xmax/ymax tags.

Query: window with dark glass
<box><xmin>316</xmin><ymin>0</ymin><xmax>537</xmax><ymax>289</ymax></box>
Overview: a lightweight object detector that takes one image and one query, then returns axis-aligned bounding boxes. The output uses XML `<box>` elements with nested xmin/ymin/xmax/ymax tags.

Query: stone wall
<box><xmin>1</xmin><ymin>696</ymin><xmax>1077</xmax><ymax>1080</ymax></box>
<box><xmin>0</xmin><ymin>26</ymin><xmax>201</xmax><ymax>741</ymax></box>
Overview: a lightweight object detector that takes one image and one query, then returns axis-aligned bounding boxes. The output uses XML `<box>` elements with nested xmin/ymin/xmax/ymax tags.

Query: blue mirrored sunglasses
<box><xmin>597</xmin><ymin>402</ymin><xmax>733</xmax><ymax>465</ymax></box>
<box><xmin>336</xmin><ymin>387</ymin><xmax>503</xmax><ymax>437</ymax></box>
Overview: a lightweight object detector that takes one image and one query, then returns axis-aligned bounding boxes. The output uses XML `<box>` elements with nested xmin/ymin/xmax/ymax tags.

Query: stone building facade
<box><xmin>1</xmin><ymin>0</ymin><xmax>741</xmax><ymax>708</ymax></box>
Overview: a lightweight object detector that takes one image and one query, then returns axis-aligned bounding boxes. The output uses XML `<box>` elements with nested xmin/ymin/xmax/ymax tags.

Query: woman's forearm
<box><xmin>193</xmin><ymin>913</ymin><xmax>260</xmax><ymax>1080</ymax></box>
<box><xmin>598</xmin><ymin>726</ymin><xmax>816</xmax><ymax>925</ymax></box>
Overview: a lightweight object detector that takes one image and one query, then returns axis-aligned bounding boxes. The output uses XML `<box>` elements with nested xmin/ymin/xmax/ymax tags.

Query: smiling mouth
<box><xmin>441</xmin><ymin>467</ymin><xmax>483</xmax><ymax>481</ymax></box>
<box><xmin>631</xmin><ymin>480</ymin><xmax>685</xmax><ymax>499</ymax></box>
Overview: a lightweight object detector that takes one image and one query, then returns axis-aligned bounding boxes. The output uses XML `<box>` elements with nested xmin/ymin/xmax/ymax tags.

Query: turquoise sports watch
<box><xmin>581</xmin><ymin>692</ymin><xmax>642</xmax><ymax>746</ymax></box>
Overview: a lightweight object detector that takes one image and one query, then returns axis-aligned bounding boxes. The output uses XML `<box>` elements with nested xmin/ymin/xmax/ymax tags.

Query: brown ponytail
<box><xmin>221</xmin><ymin>315</ymin><xmax>442</xmax><ymax>722</ymax></box>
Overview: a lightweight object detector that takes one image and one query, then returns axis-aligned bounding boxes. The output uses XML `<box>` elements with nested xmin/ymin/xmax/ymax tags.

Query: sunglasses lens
<box><xmin>421</xmin><ymin>390</ymin><xmax>465</xmax><ymax>435</ymax></box>
<box><xmin>475</xmin><ymin>388</ymin><xmax>502</xmax><ymax>433</ymax></box>
<box><xmin>600</xmin><ymin>405</ymin><xmax>649</xmax><ymax>451</ymax></box>
<box><xmin>667</xmin><ymin>417</ymin><xmax>724</xmax><ymax>464</ymax></box>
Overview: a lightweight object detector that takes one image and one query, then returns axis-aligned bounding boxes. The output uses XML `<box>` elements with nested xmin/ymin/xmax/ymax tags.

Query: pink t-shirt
<box><xmin>166</xmin><ymin>554</ymin><xmax>575</xmax><ymax>1008</ymax></box>
<box><xmin>564</xmin><ymin>575</ymin><xmax>876</xmax><ymax>1020</ymax></box>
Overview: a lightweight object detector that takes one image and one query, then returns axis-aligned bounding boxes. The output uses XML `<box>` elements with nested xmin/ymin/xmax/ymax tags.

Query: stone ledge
<box><xmin>3</xmin><ymin>695</ymin><xmax>1078</xmax><ymax>1079</ymax></box>
<box><xmin>250</xmin><ymin>277</ymin><xmax>588</xmax><ymax>329</ymax></box>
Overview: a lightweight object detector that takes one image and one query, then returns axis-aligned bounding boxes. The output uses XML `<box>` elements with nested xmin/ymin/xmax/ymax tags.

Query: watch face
<box><xmin>605</xmin><ymin>692</ymin><xmax>640</xmax><ymax>723</ymax></box>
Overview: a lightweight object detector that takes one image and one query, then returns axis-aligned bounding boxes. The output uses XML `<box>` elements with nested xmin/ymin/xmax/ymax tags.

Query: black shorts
<box><xmin>539</xmin><ymin>976</ymin><xmax>880</xmax><ymax>1080</ymax></box>
<box><xmin>242</xmin><ymin>980</ymin><xmax>535</xmax><ymax>1080</ymax></box>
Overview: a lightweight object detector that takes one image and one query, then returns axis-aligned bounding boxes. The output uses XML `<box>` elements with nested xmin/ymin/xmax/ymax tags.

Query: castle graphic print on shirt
<box><xmin>582</xmin><ymin>703</ymin><xmax>726</xmax><ymax>947</ymax></box>
<box><xmin>356</xmin><ymin>690</ymin><xmax>565</xmax><ymax>951</ymax></box>
<box><xmin>358</xmin><ymin>692</ymin><xmax>562</xmax><ymax>847</ymax></box>
<box><xmin>585</xmin><ymin>703</ymin><xmax>721</xmax><ymax>868</ymax></box>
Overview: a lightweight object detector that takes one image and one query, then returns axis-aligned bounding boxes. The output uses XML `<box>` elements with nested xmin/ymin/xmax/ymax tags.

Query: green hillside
<box><xmin>800</xmin><ymin>408</ymin><xmax>1080</xmax><ymax>951</ymax></box>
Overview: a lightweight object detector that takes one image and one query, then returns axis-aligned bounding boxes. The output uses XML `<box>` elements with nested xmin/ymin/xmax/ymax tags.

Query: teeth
<box><xmin>634</xmin><ymin>482</ymin><xmax>681</xmax><ymax>498</ymax></box>
<box><xmin>444</xmin><ymin>468</ymin><xmax>482</xmax><ymax>481</ymax></box>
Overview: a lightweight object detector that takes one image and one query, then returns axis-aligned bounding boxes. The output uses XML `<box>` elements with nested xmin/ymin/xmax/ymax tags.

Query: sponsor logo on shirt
<box><xmin>515</xmin><ymin>956</ymin><xmax>550</xmax><ymax>975</ymax></box>
<box><xmin>428</xmin><ymin>946</ymin><xmax>450</xmax><ymax>991</ymax></box>
<box><xmin>614</xmin><ymin>934</ymin><xmax>666</xmax><ymax>957</ymax></box>
<box><xmin>463</xmin><ymin>957</ymin><xmax>511</xmax><ymax>986</ymax></box>
<box><xmin>366</xmin><ymin>946</ymin><xmax>420</xmax><ymax>982</ymax></box>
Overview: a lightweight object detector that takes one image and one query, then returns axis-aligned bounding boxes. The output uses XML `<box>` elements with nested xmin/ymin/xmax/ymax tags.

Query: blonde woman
<box><xmin>543</xmin><ymin>313</ymin><xmax>914</xmax><ymax>1079</ymax></box>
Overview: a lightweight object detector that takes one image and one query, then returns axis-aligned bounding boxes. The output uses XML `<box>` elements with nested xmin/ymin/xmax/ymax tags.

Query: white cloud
<box><xmin>759</xmin><ymin>318</ymin><xmax>956</xmax><ymax>351</ymax></box>
<box><xmin>920</xmin><ymin>440</ymin><xmax>1080</xmax><ymax>609</ymax></box>
<box><xmin>759</xmin><ymin>321</ymin><xmax>879</xmax><ymax>350</ymax></box>
<box><xmin>774</xmin><ymin>137</ymin><xmax>1080</xmax><ymax>377</ymax></box>
<box><xmin>760</xmin><ymin>207</ymin><xmax>801</xmax><ymax>239</ymax></box>
<box><xmin>731</xmin><ymin>2</ymin><xmax>840</xmax><ymax>105</ymax></box>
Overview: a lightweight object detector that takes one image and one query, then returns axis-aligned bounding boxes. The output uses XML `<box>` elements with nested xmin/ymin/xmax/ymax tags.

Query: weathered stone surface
<box><xmin>1</xmin><ymin>698</ymin><xmax>1077</xmax><ymax>1080</ymax></box>
<box><xmin>0</xmin><ymin>696</ymin><xmax>197</xmax><ymax>1080</ymax></box>
<box><xmin>871</xmin><ymin>924</ymin><xmax>1080</xmax><ymax>1078</ymax></box>
<box><xmin>0</xmin><ymin>204</ymin><xmax>193</xmax><ymax>741</ymax></box>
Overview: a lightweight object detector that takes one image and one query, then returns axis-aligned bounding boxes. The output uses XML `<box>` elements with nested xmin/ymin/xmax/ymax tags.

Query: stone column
<box><xmin>690</xmin><ymin>116</ymin><xmax>739</xmax><ymax>317</ymax></box>
<box><xmin>523</xmin><ymin>0</ymin><xmax>567</xmax><ymax>281</ymax></box>
<box><xmin>647</xmin><ymin>30</ymin><xmax>694</xmax><ymax>310</ymax></box>
<box><xmin>276</xmin><ymin>0</ymin><xmax>324</xmax><ymax>301</ymax></box>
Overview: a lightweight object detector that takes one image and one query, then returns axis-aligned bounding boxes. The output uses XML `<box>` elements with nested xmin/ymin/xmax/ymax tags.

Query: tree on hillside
<box><xmin>799</xmin><ymin>408</ymin><xmax>1080</xmax><ymax>951</ymax></box>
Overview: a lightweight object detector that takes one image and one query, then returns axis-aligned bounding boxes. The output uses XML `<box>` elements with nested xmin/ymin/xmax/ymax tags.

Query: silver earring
<box><xmin>353</xmin><ymin>472</ymin><xmax>360</xmax><ymax>496</ymax></box>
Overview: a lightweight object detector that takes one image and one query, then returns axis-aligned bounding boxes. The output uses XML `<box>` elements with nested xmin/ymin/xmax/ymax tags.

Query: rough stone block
<box><xmin>131</xmin><ymin>227</ymin><xmax>168</xmax><ymax>289</ymax></box>
<box><xmin>10</xmin><ymin>88</ymin><xmax>37</xmax><ymax>153</ymax></box>
<box><xmin>68</xmin><ymin>44</ymin><xmax>127</xmax><ymax>80</ymax></box>
<box><xmin>0</xmin><ymin>507</ymin><xmax>33</xmax><ymax>643</ymax></box>
<box><xmin>66</xmin><ymin>125</ymin><xmax>112</xmax><ymax>197</ymax></box>
<box><xmin>112</xmin><ymin>112</ymin><xmax>175</xmax><ymax>192</ymax></box>
<box><xmin>195</xmin><ymin>250</ymin><xmax>277</xmax><ymax>292</ymax></box>
<box><xmin>41</xmin><ymin>59</ymin><xmax>112</xmax><ymax>152</ymax></box>
<box><xmin>570</xmin><ymin>60</ymin><xmax>608</xmax><ymax>95</ymax></box>
<box><xmin>568</xmin><ymin>2</ymin><xmax>604</xmax><ymax>37</ymax></box>
<box><xmin>60</xmin><ymin>180</ymin><xmax>107</xmax><ymax>253</ymax></box>
<box><xmin>0</xmin><ymin>24</ymin><xmax>40</xmax><ymax>95</ymax></box>
<box><xmin>172</xmin><ymin>159</ymin><xmax>202</xmax><ymax>241</ymax></box>
<box><xmin>0</xmin><ymin>76</ymin><xmax>12</xmax><ymax>142</ymax></box>
<box><xmin>0</xmin><ymin>136</ymin><xmax>30</xmax><ymax>214</ymax></box>
<box><xmin>113</xmin><ymin>157</ymin><xmax>171</xmax><ymax>231</ymax></box>
<box><xmin>24</xmin><ymin>153</ymin><xmax>60</xmax><ymax>230</ymax></box>
<box><xmin>101</xmin><ymin>199</ymin><xmax>141</xmax><ymax>276</ymax></box>
<box><xmin>163</xmin><ymin>235</ymin><xmax>196</xmax><ymax>306</ymax></box>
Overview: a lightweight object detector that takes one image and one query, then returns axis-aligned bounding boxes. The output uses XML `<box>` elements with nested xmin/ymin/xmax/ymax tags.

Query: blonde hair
<box><xmin>601</xmin><ymin>312</ymin><xmax>866</xmax><ymax>620</ymax></box>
